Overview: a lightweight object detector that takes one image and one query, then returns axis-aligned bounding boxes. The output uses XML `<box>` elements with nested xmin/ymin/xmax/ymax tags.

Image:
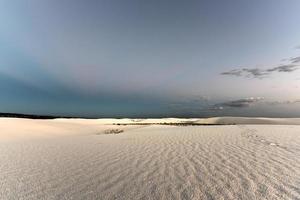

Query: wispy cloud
<box><xmin>211</xmin><ymin>97</ymin><xmax>300</xmax><ymax>111</ymax></box>
<box><xmin>266</xmin><ymin>100</ymin><xmax>300</xmax><ymax>105</ymax></box>
<box><xmin>220</xmin><ymin>69</ymin><xmax>243</xmax><ymax>77</ymax></box>
<box><xmin>220</xmin><ymin>68</ymin><xmax>269</xmax><ymax>78</ymax></box>
<box><xmin>211</xmin><ymin>97</ymin><xmax>264</xmax><ymax>110</ymax></box>
<box><xmin>221</xmin><ymin>46</ymin><xmax>300</xmax><ymax>79</ymax></box>
<box><xmin>242</xmin><ymin>68</ymin><xmax>269</xmax><ymax>78</ymax></box>
<box><xmin>290</xmin><ymin>56</ymin><xmax>300</xmax><ymax>64</ymax></box>
<box><xmin>266</xmin><ymin>64</ymin><xmax>299</xmax><ymax>72</ymax></box>
<box><xmin>221</xmin><ymin>64</ymin><xmax>299</xmax><ymax>79</ymax></box>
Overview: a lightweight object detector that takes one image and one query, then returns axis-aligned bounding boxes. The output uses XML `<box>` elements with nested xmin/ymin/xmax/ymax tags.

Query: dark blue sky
<box><xmin>1</xmin><ymin>0</ymin><xmax>300</xmax><ymax>117</ymax></box>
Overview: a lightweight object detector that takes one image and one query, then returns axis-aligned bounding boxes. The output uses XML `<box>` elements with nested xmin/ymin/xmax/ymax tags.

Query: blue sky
<box><xmin>1</xmin><ymin>0</ymin><xmax>300</xmax><ymax>117</ymax></box>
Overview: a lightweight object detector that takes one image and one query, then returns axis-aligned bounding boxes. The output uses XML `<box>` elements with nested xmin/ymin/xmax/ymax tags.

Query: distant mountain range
<box><xmin>0</xmin><ymin>112</ymin><xmax>59</xmax><ymax>119</ymax></box>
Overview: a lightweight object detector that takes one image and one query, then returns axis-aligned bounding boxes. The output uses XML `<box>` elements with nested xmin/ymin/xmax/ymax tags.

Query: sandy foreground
<box><xmin>0</xmin><ymin>117</ymin><xmax>300</xmax><ymax>199</ymax></box>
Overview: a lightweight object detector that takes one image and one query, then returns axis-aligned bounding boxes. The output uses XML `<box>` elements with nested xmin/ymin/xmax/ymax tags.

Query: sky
<box><xmin>0</xmin><ymin>0</ymin><xmax>300</xmax><ymax>118</ymax></box>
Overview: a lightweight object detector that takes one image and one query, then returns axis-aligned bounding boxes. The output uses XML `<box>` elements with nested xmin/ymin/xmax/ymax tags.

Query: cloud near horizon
<box><xmin>211</xmin><ymin>97</ymin><xmax>300</xmax><ymax>111</ymax></box>
<box><xmin>211</xmin><ymin>97</ymin><xmax>264</xmax><ymax>110</ymax></box>
<box><xmin>290</xmin><ymin>56</ymin><xmax>300</xmax><ymax>64</ymax></box>
<box><xmin>266</xmin><ymin>99</ymin><xmax>300</xmax><ymax>105</ymax></box>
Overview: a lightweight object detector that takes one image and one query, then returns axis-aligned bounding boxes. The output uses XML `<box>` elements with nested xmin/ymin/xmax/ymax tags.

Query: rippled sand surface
<box><xmin>1</xmin><ymin>120</ymin><xmax>300</xmax><ymax>199</ymax></box>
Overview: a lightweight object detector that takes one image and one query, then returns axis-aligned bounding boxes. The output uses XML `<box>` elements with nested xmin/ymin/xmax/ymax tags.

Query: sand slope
<box><xmin>1</xmin><ymin>118</ymin><xmax>300</xmax><ymax>199</ymax></box>
<box><xmin>196</xmin><ymin>117</ymin><xmax>300</xmax><ymax>125</ymax></box>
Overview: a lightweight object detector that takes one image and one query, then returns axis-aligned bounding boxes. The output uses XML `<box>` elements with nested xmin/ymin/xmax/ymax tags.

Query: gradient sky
<box><xmin>1</xmin><ymin>0</ymin><xmax>300</xmax><ymax>117</ymax></box>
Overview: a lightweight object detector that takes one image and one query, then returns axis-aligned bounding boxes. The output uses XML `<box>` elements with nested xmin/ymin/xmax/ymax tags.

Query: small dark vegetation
<box><xmin>104</xmin><ymin>129</ymin><xmax>124</xmax><ymax>134</ymax></box>
<box><xmin>113</xmin><ymin>123</ymin><xmax>235</xmax><ymax>126</ymax></box>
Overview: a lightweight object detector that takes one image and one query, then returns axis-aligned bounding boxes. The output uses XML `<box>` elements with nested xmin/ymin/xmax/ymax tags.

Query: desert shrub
<box><xmin>104</xmin><ymin>129</ymin><xmax>124</xmax><ymax>134</ymax></box>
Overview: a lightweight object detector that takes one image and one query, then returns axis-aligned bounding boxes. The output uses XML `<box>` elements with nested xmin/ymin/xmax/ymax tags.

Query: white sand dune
<box><xmin>56</xmin><ymin>116</ymin><xmax>300</xmax><ymax>125</ymax></box>
<box><xmin>195</xmin><ymin>117</ymin><xmax>300</xmax><ymax>125</ymax></box>
<box><xmin>1</xmin><ymin>117</ymin><xmax>300</xmax><ymax>199</ymax></box>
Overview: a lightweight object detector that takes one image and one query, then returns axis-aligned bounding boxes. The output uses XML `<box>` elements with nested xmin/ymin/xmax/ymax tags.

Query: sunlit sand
<box><xmin>1</xmin><ymin>117</ymin><xmax>300</xmax><ymax>199</ymax></box>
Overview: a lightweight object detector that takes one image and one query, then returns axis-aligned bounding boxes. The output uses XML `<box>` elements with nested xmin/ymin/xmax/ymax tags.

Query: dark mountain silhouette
<box><xmin>0</xmin><ymin>112</ymin><xmax>59</xmax><ymax>119</ymax></box>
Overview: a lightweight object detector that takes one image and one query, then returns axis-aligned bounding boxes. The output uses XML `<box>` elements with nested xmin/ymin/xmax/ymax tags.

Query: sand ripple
<box><xmin>1</xmin><ymin>125</ymin><xmax>300</xmax><ymax>199</ymax></box>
